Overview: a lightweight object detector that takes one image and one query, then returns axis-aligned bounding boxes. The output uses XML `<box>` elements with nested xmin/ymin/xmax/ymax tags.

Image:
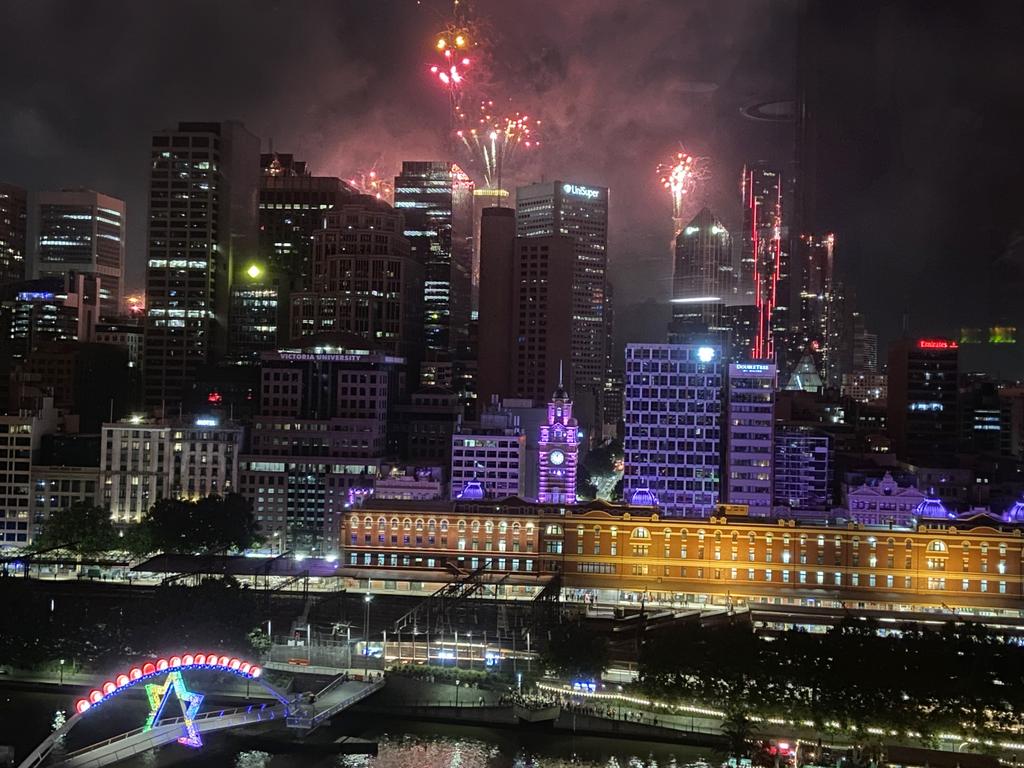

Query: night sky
<box><xmin>2</xmin><ymin>0</ymin><xmax>1022</xmax><ymax>349</ymax></box>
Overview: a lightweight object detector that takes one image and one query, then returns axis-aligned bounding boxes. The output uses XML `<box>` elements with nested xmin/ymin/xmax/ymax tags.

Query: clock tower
<box><xmin>538</xmin><ymin>364</ymin><xmax>580</xmax><ymax>504</ymax></box>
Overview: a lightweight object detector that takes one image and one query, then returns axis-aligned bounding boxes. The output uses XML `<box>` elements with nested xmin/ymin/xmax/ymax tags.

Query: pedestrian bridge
<box><xmin>16</xmin><ymin>652</ymin><xmax>383</xmax><ymax>768</ymax></box>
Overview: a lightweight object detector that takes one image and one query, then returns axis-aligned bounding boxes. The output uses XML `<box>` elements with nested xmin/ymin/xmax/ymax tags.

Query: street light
<box><xmin>59</xmin><ymin>659</ymin><xmax>65</xmax><ymax>686</ymax></box>
<box><xmin>455</xmin><ymin>678</ymin><xmax>461</xmax><ymax>707</ymax></box>
<box><xmin>363</xmin><ymin>594</ymin><xmax>373</xmax><ymax>678</ymax></box>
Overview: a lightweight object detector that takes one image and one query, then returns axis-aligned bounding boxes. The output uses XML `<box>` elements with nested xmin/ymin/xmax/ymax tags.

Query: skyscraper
<box><xmin>234</xmin><ymin>153</ymin><xmax>364</xmax><ymax>361</ymax></box>
<box><xmin>476</xmin><ymin>206</ymin><xmax>516</xmax><ymax>407</ymax></box>
<box><xmin>0</xmin><ymin>183</ymin><xmax>27</xmax><ymax>287</ymax></box>
<box><xmin>671</xmin><ymin>207</ymin><xmax>735</xmax><ymax>338</ymax></box>
<box><xmin>725</xmin><ymin>362</ymin><xmax>776</xmax><ymax>515</ymax></box>
<box><xmin>887</xmin><ymin>338</ymin><xmax>960</xmax><ymax>465</ymax></box>
<box><xmin>740</xmin><ymin>164</ymin><xmax>787</xmax><ymax>361</ymax></box>
<box><xmin>393</xmin><ymin>161</ymin><xmax>474</xmax><ymax>365</ymax></box>
<box><xmin>289</xmin><ymin>204</ymin><xmax>423</xmax><ymax>373</ymax></box>
<box><xmin>623</xmin><ymin>343</ymin><xmax>723</xmax><ymax>517</ymax></box>
<box><xmin>143</xmin><ymin>121</ymin><xmax>260</xmax><ymax>409</ymax></box>
<box><xmin>773</xmin><ymin>424</ymin><xmax>832</xmax><ymax>510</ymax></box>
<box><xmin>516</xmin><ymin>181</ymin><xmax>608</xmax><ymax>428</ymax></box>
<box><xmin>35</xmin><ymin>189</ymin><xmax>125</xmax><ymax>317</ymax></box>
<box><xmin>793</xmin><ymin>232</ymin><xmax>834</xmax><ymax>374</ymax></box>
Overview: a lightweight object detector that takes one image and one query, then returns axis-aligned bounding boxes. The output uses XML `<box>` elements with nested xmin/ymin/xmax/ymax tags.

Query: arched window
<box><xmin>458</xmin><ymin>520</ymin><xmax>467</xmax><ymax>532</ymax></box>
<box><xmin>730</xmin><ymin>532</ymin><xmax>738</xmax><ymax>543</ymax></box>
<box><xmin>610</xmin><ymin>526</ymin><xmax>619</xmax><ymax>537</ymax></box>
<box><xmin>415</xmin><ymin>519</ymin><xmax>424</xmax><ymax>532</ymax></box>
<box><xmin>593</xmin><ymin>525</ymin><xmax>602</xmax><ymax>536</ymax></box>
<box><xmin>664</xmin><ymin>528</ymin><xmax>672</xmax><ymax>539</ymax></box>
<box><xmin>546</xmin><ymin>524</ymin><xmax>564</xmax><ymax>535</ymax></box>
<box><xmin>427</xmin><ymin>519</ymin><xmax>436</xmax><ymax>533</ymax></box>
<box><xmin>927</xmin><ymin>540</ymin><xmax>947</xmax><ymax>553</ymax></box>
<box><xmin>886</xmin><ymin>537</ymin><xmax>895</xmax><ymax>548</ymax></box>
<box><xmin>499</xmin><ymin>521</ymin><xmax>508</xmax><ymax>535</ymax></box>
<box><xmin>868</xmin><ymin>536</ymin><xmax>877</xmax><ymax>549</ymax></box>
<box><xmin>714</xmin><ymin>531</ymin><xmax>722</xmax><ymax>543</ymax></box>
<box><xmin>439</xmin><ymin>519</ymin><xmax>449</xmax><ymax>532</ymax></box>
<box><xmin>525</xmin><ymin>522</ymin><xmax>534</xmax><ymax>533</ymax></box>
<box><xmin>512</xmin><ymin>522</ymin><xmax>521</xmax><ymax>535</ymax></box>
<box><xmin>363</xmin><ymin>516</ymin><xmax>372</xmax><ymax>529</ymax></box>
<box><xmin>377</xmin><ymin>517</ymin><xmax>386</xmax><ymax>532</ymax></box>
<box><xmin>471</xmin><ymin>520</ymin><xmax>481</xmax><ymax>533</ymax></box>
<box><xmin>697</xmin><ymin>529</ymin><xmax>706</xmax><ymax>543</ymax></box>
<box><xmin>390</xmin><ymin>517</ymin><xmax>399</xmax><ymax>530</ymax></box>
<box><xmin>350</xmin><ymin>517</ymin><xmax>359</xmax><ymax>529</ymax></box>
<box><xmin>905</xmin><ymin>539</ymin><xmax>913</xmax><ymax>550</ymax></box>
<box><xmin>485</xmin><ymin>521</ymin><xmax>494</xmax><ymax>534</ymax></box>
<box><xmin>403</xmin><ymin>518</ymin><xmax>412</xmax><ymax>531</ymax></box>
<box><xmin>749</xmin><ymin>533</ymin><xmax>757</xmax><ymax>545</ymax></box>
<box><xmin>631</xmin><ymin>527</ymin><xmax>651</xmax><ymax>540</ymax></box>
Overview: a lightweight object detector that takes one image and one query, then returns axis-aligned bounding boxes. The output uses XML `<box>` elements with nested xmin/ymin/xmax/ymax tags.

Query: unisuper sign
<box><xmin>562</xmin><ymin>183</ymin><xmax>601</xmax><ymax>199</ymax></box>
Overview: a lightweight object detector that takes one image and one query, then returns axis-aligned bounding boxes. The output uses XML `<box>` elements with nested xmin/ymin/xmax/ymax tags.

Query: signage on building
<box><xmin>562</xmin><ymin>183</ymin><xmax>601</xmax><ymax>200</ymax></box>
<box><xmin>733</xmin><ymin>363</ymin><xmax>772</xmax><ymax>373</ymax></box>
<box><xmin>917</xmin><ymin>339</ymin><xmax>957</xmax><ymax>350</ymax></box>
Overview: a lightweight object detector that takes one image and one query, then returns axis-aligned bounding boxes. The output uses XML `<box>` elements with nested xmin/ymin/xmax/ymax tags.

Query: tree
<box><xmin>541</xmin><ymin>620</ymin><xmax>609</xmax><ymax>679</ymax></box>
<box><xmin>32</xmin><ymin>503</ymin><xmax>117</xmax><ymax>555</ymax></box>
<box><xmin>137</xmin><ymin>494</ymin><xmax>261</xmax><ymax>554</ymax></box>
<box><xmin>581</xmin><ymin>439</ymin><xmax>623</xmax><ymax>501</ymax></box>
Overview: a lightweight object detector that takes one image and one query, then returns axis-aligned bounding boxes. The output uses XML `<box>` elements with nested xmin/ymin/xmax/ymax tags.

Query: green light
<box><xmin>246</xmin><ymin>264</ymin><xmax>263</xmax><ymax>279</ymax></box>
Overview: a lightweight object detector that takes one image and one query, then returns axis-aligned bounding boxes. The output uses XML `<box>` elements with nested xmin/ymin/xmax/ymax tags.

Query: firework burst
<box><xmin>657</xmin><ymin>149</ymin><xmax>710</xmax><ymax>236</ymax></box>
<box><xmin>456</xmin><ymin>100</ymin><xmax>539</xmax><ymax>190</ymax></box>
<box><xmin>347</xmin><ymin>168</ymin><xmax>394</xmax><ymax>206</ymax></box>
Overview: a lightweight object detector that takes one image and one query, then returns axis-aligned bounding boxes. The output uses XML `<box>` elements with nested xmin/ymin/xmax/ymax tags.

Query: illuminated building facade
<box><xmin>393</xmin><ymin>162</ymin><xmax>474</xmax><ymax>364</ymax></box>
<box><xmin>35</xmin><ymin>188</ymin><xmax>124</xmax><ymax>317</ymax></box>
<box><xmin>537</xmin><ymin>376</ymin><xmax>580</xmax><ymax>504</ymax></box>
<box><xmin>846</xmin><ymin>472</ymin><xmax>926</xmax><ymax>527</ymax></box>
<box><xmin>623</xmin><ymin>343</ymin><xmax>723</xmax><ymax>517</ymax></box>
<box><xmin>30</xmin><ymin>464</ymin><xmax>100</xmax><ymax>545</ymax></box>
<box><xmin>516</xmin><ymin>181</ymin><xmax>609</xmax><ymax>426</ymax></box>
<box><xmin>0</xmin><ymin>183</ymin><xmax>27</xmax><ymax>287</ymax></box>
<box><xmin>773</xmin><ymin>424</ymin><xmax>832</xmax><ymax>510</ymax></box>
<box><xmin>887</xmin><ymin>338</ymin><xmax>960</xmax><ymax>464</ymax></box>
<box><xmin>288</xmin><ymin>205</ymin><xmax>423</xmax><ymax>375</ymax></box>
<box><xmin>725</xmin><ymin>363</ymin><xmax>776</xmax><ymax>515</ymax></box>
<box><xmin>0</xmin><ymin>274</ymin><xmax>101</xmax><ymax>358</ymax></box>
<box><xmin>792</xmin><ymin>233</ymin><xmax>834</xmax><ymax>374</ymax></box>
<box><xmin>0</xmin><ymin>399</ymin><xmax>57</xmax><ymax>546</ymax></box>
<box><xmin>340</xmin><ymin>499</ymin><xmax>1024</xmax><ymax>616</ymax></box>
<box><xmin>144</xmin><ymin>121</ymin><xmax>260</xmax><ymax>409</ymax></box>
<box><xmin>740</xmin><ymin>164</ymin><xmax>787</xmax><ymax>361</ymax></box>
<box><xmin>841</xmin><ymin>372</ymin><xmax>887</xmax><ymax>404</ymax></box>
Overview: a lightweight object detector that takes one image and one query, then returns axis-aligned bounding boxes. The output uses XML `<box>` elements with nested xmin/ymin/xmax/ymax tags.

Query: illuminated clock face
<box><xmin>549</xmin><ymin>450</ymin><xmax>565</xmax><ymax>466</ymax></box>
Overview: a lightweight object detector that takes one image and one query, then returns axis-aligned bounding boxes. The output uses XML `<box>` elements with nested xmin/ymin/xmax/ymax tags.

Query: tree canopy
<box><xmin>32</xmin><ymin>502</ymin><xmax>118</xmax><ymax>555</ymax></box>
<box><xmin>540</xmin><ymin>620</ymin><xmax>610</xmax><ymax>679</ymax></box>
<box><xmin>134</xmin><ymin>494</ymin><xmax>261</xmax><ymax>555</ymax></box>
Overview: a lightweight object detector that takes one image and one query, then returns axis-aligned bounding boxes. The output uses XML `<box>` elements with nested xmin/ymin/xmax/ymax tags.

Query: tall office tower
<box><xmin>851</xmin><ymin>313</ymin><xmax>877</xmax><ymax>372</ymax></box>
<box><xmin>721</xmin><ymin>304</ymin><xmax>759</xmax><ymax>364</ymax></box>
<box><xmin>623</xmin><ymin>343</ymin><xmax>723</xmax><ymax>517</ymax></box>
<box><xmin>793</xmin><ymin>233</ymin><xmax>834</xmax><ymax>374</ymax></box>
<box><xmin>516</xmin><ymin>181</ymin><xmax>609</xmax><ymax>427</ymax></box>
<box><xmin>476</xmin><ymin>207</ymin><xmax>516</xmax><ymax>406</ymax></box>
<box><xmin>144</xmin><ymin>121</ymin><xmax>259</xmax><ymax>410</ymax></box>
<box><xmin>773</xmin><ymin>424</ymin><xmax>832</xmax><ymax>510</ymax></box>
<box><xmin>0</xmin><ymin>183</ymin><xmax>27</xmax><ymax>286</ymax></box>
<box><xmin>238</xmin><ymin>343</ymin><xmax>404</xmax><ymax>555</ymax></box>
<box><xmin>35</xmin><ymin>189</ymin><xmax>124</xmax><ymax>316</ymax></box>
<box><xmin>740</xmin><ymin>164</ymin><xmax>787</xmax><ymax>361</ymax></box>
<box><xmin>450</xmin><ymin>397</ymin><xmax>525</xmax><ymax>500</ymax></box>
<box><xmin>0</xmin><ymin>398</ymin><xmax>58</xmax><ymax>546</ymax></box>
<box><xmin>887</xmin><ymin>338</ymin><xmax>960</xmax><ymax>465</ymax></box>
<box><xmin>240</xmin><ymin>153</ymin><xmax>361</xmax><ymax>361</ymax></box>
<box><xmin>671</xmin><ymin>207</ymin><xmax>735</xmax><ymax>340</ymax></box>
<box><xmin>537</xmin><ymin>373</ymin><xmax>580</xmax><ymax>504</ymax></box>
<box><xmin>725</xmin><ymin>362</ymin><xmax>776</xmax><ymax>516</ymax></box>
<box><xmin>823</xmin><ymin>278</ymin><xmax>853</xmax><ymax>387</ymax></box>
<box><xmin>393</xmin><ymin>162</ymin><xmax>474</xmax><ymax>363</ymax></box>
<box><xmin>511</xmin><ymin>236</ymin><xmax>575</xmax><ymax>403</ymax></box>
<box><xmin>0</xmin><ymin>274</ymin><xmax>101</xmax><ymax>358</ymax></box>
<box><xmin>288</xmin><ymin>204</ymin><xmax>423</xmax><ymax>379</ymax></box>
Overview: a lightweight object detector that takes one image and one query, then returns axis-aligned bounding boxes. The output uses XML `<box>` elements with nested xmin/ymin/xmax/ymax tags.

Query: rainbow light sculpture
<box><xmin>73</xmin><ymin>654</ymin><xmax>261</xmax><ymax>721</ymax></box>
<box><xmin>143</xmin><ymin>670</ymin><xmax>205</xmax><ymax>747</ymax></box>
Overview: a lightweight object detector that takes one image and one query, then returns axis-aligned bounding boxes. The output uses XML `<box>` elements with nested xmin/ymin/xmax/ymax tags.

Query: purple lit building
<box><xmin>537</xmin><ymin>371</ymin><xmax>580</xmax><ymax>504</ymax></box>
<box><xmin>725</xmin><ymin>362</ymin><xmax>776</xmax><ymax>515</ymax></box>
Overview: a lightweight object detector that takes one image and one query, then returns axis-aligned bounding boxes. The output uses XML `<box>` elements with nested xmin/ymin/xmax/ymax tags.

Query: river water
<box><xmin>0</xmin><ymin>690</ymin><xmax>710</xmax><ymax>768</ymax></box>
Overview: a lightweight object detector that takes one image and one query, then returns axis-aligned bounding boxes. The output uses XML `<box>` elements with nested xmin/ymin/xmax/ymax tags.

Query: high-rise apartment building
<box><xmin>393</xmin><ymin>162</ymin><xmax>474</xmax><ymax>362</ymax></box>
<box><xmin>623</xmin><ymin>343</ymin><xmax>723</xmax><ymax>517</ymax></box>
<box><xmin>516</xmin><ymin>181</ymin><xmax>609</xmax><ymax>425</ymax></box>
<box><xmin>0</xmin><ymin>183</ymin><xmax>27</xmax><ymax>287</ymax></box>
<box><xmin>671</xmin><ymin>207</ymin><xmax>736</xmax><ymax>336</ymax></box>
<box><xmin>725</xmin><ymin>362</ymin><xmax>776</xmax><ymax>515</ymax></box>
<box><xmin>740</xmin><ymin>164</ymin><xmax>787</xmax><ymax>361</ymax></box>
<box><xmin>450</xmin><ymin>398</ymin><xmax>525</xmax><ymax>500</ymax></box>
<box><xmin>0</xmin><ymin>398</ymin><xmax>57</xmax><ymax>546</ymax></box>
<box><xmin>887</xmin><ymin>338</ymin><xmax>960</xmax><ymax>464</ymax></box>
<box><xmin>289</xmin><ymin>204</ymin><xmax>423</xmax><ymax>374</ymax></box>
<box><xmin>35</xmin><ymin>189</ymin><xmax>125</xmax><ymax>316</ymax></box>
<box><xmin>774</xmin><ymin>424</ymin><xmax>832</xmax><ymax>510</ymax></box>
<box><xmin>792</xmin><ymin>232</ymin><xmax>834</xmax><ymax>375</ymax></box>
<box><xmin>144</xmin><ymin>121</ymin><xmax>260</xmax><ymax>409</ymax></box>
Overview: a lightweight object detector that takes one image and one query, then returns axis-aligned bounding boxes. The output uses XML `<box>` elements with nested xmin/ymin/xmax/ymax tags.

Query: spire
<box><xmin>558</xmin><ymin>360</ymin><xmax>564</xmax><ymax>389</ymax></box>
<box><xmin>552</xmin><ymin>360</ymin><xmax>569</xmax><ymax>400</ymax></box>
